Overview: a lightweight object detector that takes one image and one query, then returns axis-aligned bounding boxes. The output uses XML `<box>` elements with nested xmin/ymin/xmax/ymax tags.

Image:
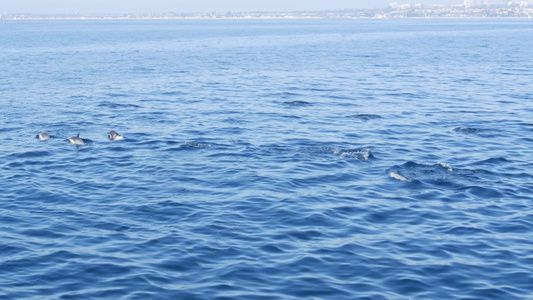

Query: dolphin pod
<box><xmin>37</xmin><ymin>131</ymin><xmax>124</xmax><ymax>145</ymax></box>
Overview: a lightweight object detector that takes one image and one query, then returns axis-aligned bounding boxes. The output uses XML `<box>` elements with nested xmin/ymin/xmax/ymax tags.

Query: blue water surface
<box><xmin>1</xmin><ymin>19</ymin><xmax>533</xmax><ymax>299</ymax></box>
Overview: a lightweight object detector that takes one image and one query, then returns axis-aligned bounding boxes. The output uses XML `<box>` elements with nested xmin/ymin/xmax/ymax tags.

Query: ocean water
<box><xmin>1</xmin><ymin>18</ymin><xmax>533</xmax><ymax>299</ymax></box>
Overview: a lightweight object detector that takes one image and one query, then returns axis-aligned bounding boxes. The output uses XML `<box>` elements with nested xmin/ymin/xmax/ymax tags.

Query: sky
<box><xmin>1</xmin><ymin>0</ymin><xmax>463</xmax><ymax>14</ymax></box>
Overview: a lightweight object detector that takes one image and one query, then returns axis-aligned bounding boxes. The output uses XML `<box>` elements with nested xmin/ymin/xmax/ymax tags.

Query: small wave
<box><xmin>387</xmin><ymin>162</ymin><xmax>455</xmax><ymax>184</ymax></box>
<box><xmin>445</xmin><ymin>226</ymin><xmax>491</xmax><ymax>235</ymax></box>
<box><xmin>105</xmin><ymin>92</ymin><xmax>129</xmax><ymax>98</ymax></box>
<box><xmin>473</xmin><ymin>157</ymin><xmax>511</xmax><ymax>165</ymax></box>
<box><xmin>257</xmin><ymin>144</ymin><xmax>291</xmax><ymax>156</ymax></box>
<box><xmin>430</xmin><ymin>162</ymin><xmax>453</xmax><ymax>172</ymax></box>
<box><xmin>98</xmin><ymin>102</ymin><xmax>141</xmax><ymax>109</ymax></box>
<box><xmin>280</xmin><ymin>91</ymin><xmax>299</xmax><ymax>97</ymax></box>
<box><xmin>333</xmin><ymin>148</ymin><xmax>374</xmax><ymax>161</ymax></box>
<box><xmin>7</xmin><ymin>150</ymin><xmax>51</xmax><ymax>159</ymax></box>
<box><xmin>161</xmin><ymin>91</ymin><xmax>185</xmax><ymax>96</ymax></box>
<box><xmin>453</xmin><ymin>127</ymin><xmax>481</xmax><ymax>134</ymax></box>
<box><xmin>283</xmin><ymin>100</ymin><xmax>312</xmax><ymax>106</ymax></box>
<box><xmin>387</xmin><ymin>161</ymin><xmax>505</xmax><ymax>190</ymax></box>
<box><xmin>183</xmin><ymin>141</ymin><xmax>211</xmax><ymax>148</ymax></box>
<box><xmin>67</xmin><ymin>95</ymin><xmax>92</xmax><ymax>102</ymax></box>
<box><xmin>0</xmin><ymin>127</ymin><xmax>23</xmax><ymax>133</ymax></box>
<box><xmin>297</xmin><ymin>146</ymin><xmax>374</xmax><ymax>162</ymax></box>
<box><xmin>254</xmin><ymin>145</ymin><xmax>374</xmax><ymax>162</ymax></box>
<box><xmin>452</xmin><ymin>126</ymin><xmax>499</xmax><ymax>137</ymax></box>
<box><xmin>165</xmin><ymin>141</ymin><xmax>212</xmax><ymax>151</ymax></box>
<box><xmin>389</xmin><ymin>171</ymin><xmax>411</xmax><ymax>182</ymax></box>
<box><xmin>348</xmin><ymin>114</ymin><xmax>382</xmax><ymax>121</ymax></box>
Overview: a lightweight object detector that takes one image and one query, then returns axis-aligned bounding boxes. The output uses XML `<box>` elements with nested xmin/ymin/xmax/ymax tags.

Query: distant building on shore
<box><xmin>2</xmin><ymin>3</ymin><xmax>533</xmax><ymax>20</ymax></box>
<box><xmin>464</xmin><ymin>0</ymin><xmax>493</xmax><ymax>5</ymax></box>
<box><xmin>466</xmin><ymin>0</ymin><xmax>532</xmax><ymax>5</ymax></box>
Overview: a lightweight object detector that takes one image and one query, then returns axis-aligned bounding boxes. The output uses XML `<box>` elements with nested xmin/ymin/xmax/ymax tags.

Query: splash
<box><xmin>389</xmin><ymin>171</ymin><xmax>411</xmax><ymax>182</ymax></box>
<box><xmin>387</xmin><ymin>162</ymin><xmax>455</xmax><ymax>184</ymax></box>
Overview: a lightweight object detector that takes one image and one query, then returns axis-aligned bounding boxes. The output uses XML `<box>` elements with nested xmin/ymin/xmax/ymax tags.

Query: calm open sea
<box><xmin>1</xmin><ymin>18</ymin><xmax>532</xmax><ymax>299</ymax></box>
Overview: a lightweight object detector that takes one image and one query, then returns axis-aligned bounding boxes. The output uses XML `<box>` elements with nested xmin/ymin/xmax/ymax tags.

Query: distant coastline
<box><xmin>1</xmin><ymin>5</ymin><xmax>533</xmax><ymax>20</ymax></box>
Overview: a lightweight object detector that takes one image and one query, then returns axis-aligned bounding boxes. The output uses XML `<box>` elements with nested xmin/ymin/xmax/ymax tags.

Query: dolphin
<box><xmin>68</xmin><ymin>133</ymin><xmax>86</xmax><ymax>145</ymax></box>
<box><xmin>38</xmin><ymin>131</ymin><xmax>51</xmax><ymax>141</ymax></box>
<box><xmin>108</xmin><ymin>130</ymin><xmax>123</xmax><ymax>141</ymax></box>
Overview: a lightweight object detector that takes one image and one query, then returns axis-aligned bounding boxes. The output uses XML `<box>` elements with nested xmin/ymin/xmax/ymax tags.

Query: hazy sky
<box><xmin>1</xmin><ymin>0</ymin><xmax>462</xmax><ymax>14</ymax></box>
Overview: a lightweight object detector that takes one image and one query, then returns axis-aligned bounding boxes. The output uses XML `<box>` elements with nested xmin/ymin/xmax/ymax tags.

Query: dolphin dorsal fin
<box><xmin>77</xmin><ymin>133</ymin><xmax>80</xmax><ymax>138</ymax></box>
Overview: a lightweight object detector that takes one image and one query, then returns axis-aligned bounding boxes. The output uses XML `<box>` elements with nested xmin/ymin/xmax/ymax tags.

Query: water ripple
<box><xmin>1</xmin><ymin>19</ymin><xmax>533</xmax><ymax>300</ymax></box>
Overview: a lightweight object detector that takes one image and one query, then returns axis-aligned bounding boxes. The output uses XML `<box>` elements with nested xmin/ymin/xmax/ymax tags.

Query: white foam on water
<box><xmin>389</xmin><ymin>171</ymin><xmax>411</xmax><ymax>182</ymax></box>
